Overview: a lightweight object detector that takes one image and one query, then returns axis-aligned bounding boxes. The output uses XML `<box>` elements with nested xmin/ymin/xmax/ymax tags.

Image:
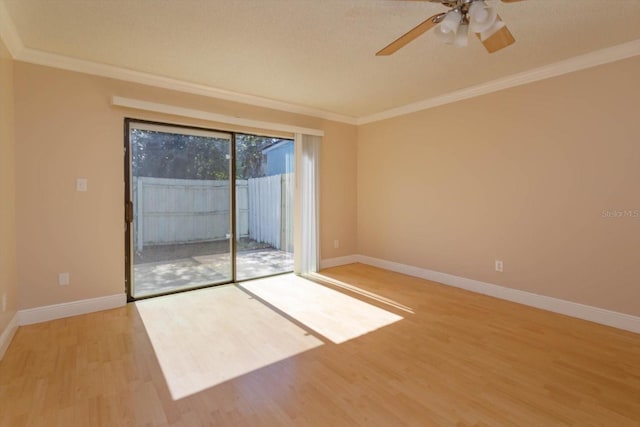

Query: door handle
<box><xmin>125</xmin><ymin>201</ymin><xmax>134</xmax><ymax>223</ymax></box>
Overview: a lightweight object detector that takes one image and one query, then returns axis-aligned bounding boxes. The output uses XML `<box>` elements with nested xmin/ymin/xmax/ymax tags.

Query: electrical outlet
<box><xmin>334</xmin><ymin>239</ymin><xmax>340</xmax><ymax>249</ymax></box>
<box><xmin>495</xmin><ymin>260</ymin><xmax>504</xmax><ymax>273</ymax></box>
<box><xmin>59</xmin><ymin>272</ymin><xmax>70</xmax><ymax>286</ymax></box>
<box><xmin>76</xmin><ymin>178</ymin><xmax>88</xmax><ymax>192</ymax></box>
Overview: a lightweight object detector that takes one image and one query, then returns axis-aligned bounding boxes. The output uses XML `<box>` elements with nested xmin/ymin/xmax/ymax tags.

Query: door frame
<box><xmin>124</xmin><ymin>118</ymin><xmax>296</xmax><ymax>302</ymax></box>
<box><xmin>124</xmin><ymin>118</ymin><xmax>237</xmax><ymax>302</ymax></box>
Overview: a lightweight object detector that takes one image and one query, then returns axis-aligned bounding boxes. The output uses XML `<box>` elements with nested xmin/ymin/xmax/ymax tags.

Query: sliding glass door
<box><xmin>125</xmin><ymin>121</ymin><xmax>233</xmax><ymax>299</ymax></box>
<box><xmin>235</xmin><ymin>134</ymin><xmax>294</xmax><ymax>281</ymax></box>
<box><xmin>125</xmin><ymin>121</ymin><xmax>294</xmax><ymax>300</ymax></box>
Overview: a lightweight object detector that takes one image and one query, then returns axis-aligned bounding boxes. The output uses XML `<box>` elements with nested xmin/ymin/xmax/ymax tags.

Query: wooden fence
<box><xmin>133</xmin><ymin>174</ymin><xmax>292</xmax><ymax>251</ymax></box>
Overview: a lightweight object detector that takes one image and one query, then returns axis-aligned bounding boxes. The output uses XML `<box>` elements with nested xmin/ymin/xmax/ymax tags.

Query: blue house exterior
<box><xmin>263</xmin><ymin>140</ymin><xmax>294</xmax><ymax>176</ymax></box>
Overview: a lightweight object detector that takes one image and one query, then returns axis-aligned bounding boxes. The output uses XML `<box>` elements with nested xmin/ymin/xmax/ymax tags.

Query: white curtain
<box><xmin>294</xmin><ymin>133</ymin><xmax>320</xmax><ymax>274</ymax></box>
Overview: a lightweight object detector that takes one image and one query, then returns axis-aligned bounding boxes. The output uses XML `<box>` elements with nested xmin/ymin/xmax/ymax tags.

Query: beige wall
<box><xmin>10</xmin><ymin>53</ymin><xmax>639</xmax><ymax>318</ymax></box>
<box><xmin>320</xmin><ymin>121</ymin><xmax>358</xmax><ymax>259</ymax></box>
<box><xmin>0</xmin><ymin>38</ymin><xmax>17</xmax><ymax>333</ymax></box>
<box><xmin>358</xmin><ymin>56</ymin><xmax>640</xmax><ymax>316</ymax></box>
<box><xmin>14</xmin><ymin>62</ymin><xmax>357</xmax><ymax>309</ymax></box>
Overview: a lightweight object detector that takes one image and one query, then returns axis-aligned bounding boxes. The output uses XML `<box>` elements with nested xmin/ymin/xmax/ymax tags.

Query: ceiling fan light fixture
<box><xmin>434</xmin><ymin>10</ymin><xmax>461</xmax><ymax>44</ymax></box>
<box><xmin>439</xmin><ymin>10</ymin><xmax>462</xmax><ymax>35</ymax></box>
<box><xmin>375</xmin><ymin>0</ymin><xmax>519</xmax><ymax>56</ymax></box>
<box><xmin>434</xmin><ymin>25</ymin><xmax>455</xmax><ymax>44</ymax></box>
<box><xmin>454</xmin><ymin>24</ymin><xmax>469</xmax><ymax>47</ymax></box>
<box><xmin>469</xmin><ymin>1</ymin><xmax>498</xmax><ymax>33</ymax></box>
<box><xmin>434</xmin><ymin>9</ymin><xmax>463</xmax><ymax>45</ymax></box>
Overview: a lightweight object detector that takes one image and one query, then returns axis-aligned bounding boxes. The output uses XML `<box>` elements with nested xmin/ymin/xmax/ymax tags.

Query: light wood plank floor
<box><xmin>1</xmin><ymin>263</ymin><xmax>639</xmax><ymax>426</ymax></box>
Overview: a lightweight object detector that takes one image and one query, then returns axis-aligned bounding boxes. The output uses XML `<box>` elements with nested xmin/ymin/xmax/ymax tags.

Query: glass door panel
<box><xmin>127</xmin><ymin>121</ymin><xmax>233</xmax><ymax>299</ymax></box>
<box><xmin>235</xmin><ymin>134</ymin><xmax>294</xmax><ymax>281</ymax></box>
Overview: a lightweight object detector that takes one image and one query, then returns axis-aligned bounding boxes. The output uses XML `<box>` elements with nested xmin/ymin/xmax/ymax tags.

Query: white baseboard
<box><xmin>323</xmin><ymin>254</ymin><xmax>640</xmax><ymax>334</ymax></box>
<box><xmin>320</xmin><ymin>255</ymin><xmax>360</xmax><ymax>269</ymax></box>
<box><xmin>18</xmin><ymin>293</ymin><xmax>127</xmax><ymax>326</ymax></box>
<box><xmin>0</xmin><ymin>312</ymin><xmax>19</xmax><ymax>361</ymax></box>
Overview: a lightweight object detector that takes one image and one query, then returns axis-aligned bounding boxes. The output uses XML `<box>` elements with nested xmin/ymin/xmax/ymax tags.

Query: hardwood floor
<box><xmin>1</xmin><ymin>263</ymin><xmax>638</xmax><ymax>426</ymax></box>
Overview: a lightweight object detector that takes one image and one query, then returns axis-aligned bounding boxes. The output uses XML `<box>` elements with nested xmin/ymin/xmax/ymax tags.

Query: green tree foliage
<box><xmin>131</xmin><ymin>129</ymin><xmax>229</xmax><ymax>179</ymax></box>
<box><xmin>131</xmin><ymin>129</ymin><xmax>290</xmax><ymax>180</ymax></box>
<box><xmin>235</xmin><ymin>134</ymin><xmax>272</xmax><ymax>180</ymax></box>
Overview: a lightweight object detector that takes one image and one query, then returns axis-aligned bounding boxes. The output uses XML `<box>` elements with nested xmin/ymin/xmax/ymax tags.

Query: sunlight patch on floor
<box><xmin>135</xmin><ymin>285</ymin><xmax>323</xmax><ymax>400</ymax></box>
<box><xmin>240</xmin><ymin>274</ymin><xmax>403</xmax><ymax>344</ymax></box>
<box><xmin>309</xmin><ymin>272</ymin><xmax>414</xmax><ymax>314</ymax></box>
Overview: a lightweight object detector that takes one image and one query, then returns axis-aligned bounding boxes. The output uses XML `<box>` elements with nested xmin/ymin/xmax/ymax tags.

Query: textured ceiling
<box><xmin>2</xmin><ymin>0</ymin><xmax>640</xmax><ymax>119</ymax></box>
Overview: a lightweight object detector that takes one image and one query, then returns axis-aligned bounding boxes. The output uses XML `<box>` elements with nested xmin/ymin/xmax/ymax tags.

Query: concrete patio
<box><xmin>132</xmin><ymin>248</ymin><xmax>293</xmax><ymax>298</ymax></box>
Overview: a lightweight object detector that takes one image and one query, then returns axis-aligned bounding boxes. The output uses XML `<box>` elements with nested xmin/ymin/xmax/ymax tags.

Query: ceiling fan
<box><xmin>376</xmin><ymin>0</ymin><xmax>524</xmax><ymax>56</ymax></box>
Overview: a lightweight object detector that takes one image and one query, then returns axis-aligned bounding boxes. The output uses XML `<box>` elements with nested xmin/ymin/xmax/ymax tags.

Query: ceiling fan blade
<box><xmin>392</xmin><ymin>0</ymin><xmax>450</xmax><ymax>3</ymax></box>
<box><xmin>476</xmin><ymin>18</ymin><xmax>515</xmax><ymax>53</ymax></box>
<box><xmin>376</xmin><ymin>13</ymin><xmax>445</xmax><ymax>56</ymax></box>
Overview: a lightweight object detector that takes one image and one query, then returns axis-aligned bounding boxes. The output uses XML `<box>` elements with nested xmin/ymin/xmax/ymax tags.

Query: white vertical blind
<box><xmin>294</xmin><ymin>133</ymin><xmax>320</xmax><ymax>274</ymax></box>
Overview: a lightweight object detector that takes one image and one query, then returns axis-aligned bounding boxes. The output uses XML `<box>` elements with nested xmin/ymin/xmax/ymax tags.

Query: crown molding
<box><xmin>358</xmin><ymin>39</ymin><xmax>640</xmax><ymax>124</ymax></box>
<box><xmin>16</xmin><ymin>48</ymin><xmax>359</xmax><ymax>125</ymax></box>
<box><xmin>0</xmin><ymin>4</ymin><xmax>357</xmax><ymax>126</ymax></box>
<box><xmin>1</xmin><ymin>3</ymin><xmax>638</xmax><ymax>127</ymax></box>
